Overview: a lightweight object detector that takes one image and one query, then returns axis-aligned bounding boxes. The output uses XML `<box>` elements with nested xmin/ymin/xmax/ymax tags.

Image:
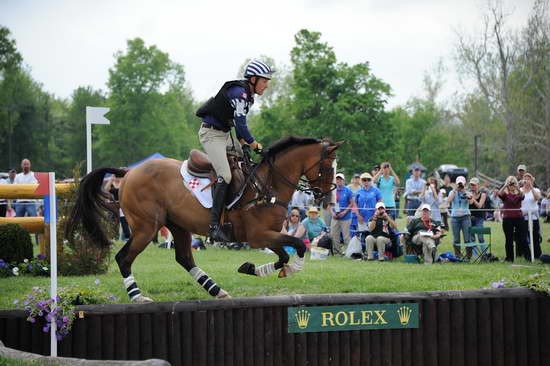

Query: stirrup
<box><xmin>209</xmin><ymin>224</ymin><xmax>230</xmax><ymax>242</ymax></box>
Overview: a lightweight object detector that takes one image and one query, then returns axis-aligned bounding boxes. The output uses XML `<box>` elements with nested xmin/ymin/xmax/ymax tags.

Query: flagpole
<box><xmin>86</xmin><ymin>121</ymin><xmax>92</xmax><ymax>174</ymax></box>
<box><xmin>49</xmin><ymin>172</ymin><xmax>58</xmax><ymax>356</ymax></box>
<box><xmin>86</xmin><ymin>106</ymin><xmax>111</xmax><ymax>175</ymax></box>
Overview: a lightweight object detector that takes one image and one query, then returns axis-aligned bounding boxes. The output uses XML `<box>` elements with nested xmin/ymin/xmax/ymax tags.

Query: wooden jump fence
<box><xmin>0</xmin><ymin>288</ymin><xmax>549</xmax><ymax>366</ymax></box>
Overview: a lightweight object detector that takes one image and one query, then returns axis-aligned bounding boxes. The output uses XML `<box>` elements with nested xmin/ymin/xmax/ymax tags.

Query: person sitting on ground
<box><xmin>498</xmin><ymin>176</ymin><xmax>526</xmax><ymax>262</ymax></box>
<box><xmin>301</xmin><ymin>206</ymin><xmax>327</xmax><ymax>243</ymax></box>
<box><xmin>373</xmin><ymin>162</ymin><xmax>400</xmax><ymax>220</ymax></box>
<box><xmin>365</xmin><ymin>202</ymin><xmax>397</xmax><ymax>261</ymax></box>
<box><xmin>406</xmin><ymin>204</ymin><xmax>443</xmax><ymax>264</ymax></box>
<box><xmin>281</xmin><ymin>207</ymin><xmax>308</xmax><ymax>246</ymax></box>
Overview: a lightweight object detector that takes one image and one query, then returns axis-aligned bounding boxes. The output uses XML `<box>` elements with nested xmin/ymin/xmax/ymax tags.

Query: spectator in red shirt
<box><xmin>498</xmin><ymin>176</ymin><xmax>526</xmax><ymax>262</ymax></box>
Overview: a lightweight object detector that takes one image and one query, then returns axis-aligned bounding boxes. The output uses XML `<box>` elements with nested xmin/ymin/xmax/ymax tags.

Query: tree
<box><xmin>97</xmin><ymin>38</ymin><xmax>198</xmax><ymax>167</ymax></box>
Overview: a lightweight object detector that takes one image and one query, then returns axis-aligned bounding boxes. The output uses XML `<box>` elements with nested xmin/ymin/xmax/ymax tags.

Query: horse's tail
<box><xmin>65</xmin><ymin>167</ymin><xmax>128</xmax><ymax>249</ymax></box>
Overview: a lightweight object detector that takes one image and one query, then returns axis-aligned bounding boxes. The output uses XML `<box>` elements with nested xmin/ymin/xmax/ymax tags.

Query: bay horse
<box><xmin>66</xmin><ymin>136</ymin><xmax>343</xmax><ymax>302</ymax></box>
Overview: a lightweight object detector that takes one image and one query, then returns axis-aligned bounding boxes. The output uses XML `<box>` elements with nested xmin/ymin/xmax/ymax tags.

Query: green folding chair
<box><xmin>469</xmin><ymin>226</ymin><xmax>492</xmax><ymax>263</ymax></box>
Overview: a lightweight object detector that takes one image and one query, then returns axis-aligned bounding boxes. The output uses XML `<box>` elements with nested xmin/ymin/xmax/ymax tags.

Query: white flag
<box><xmin>86</xmin><ymin>106</ymin><xmax>111</xmax><ymax>125</ymax></box>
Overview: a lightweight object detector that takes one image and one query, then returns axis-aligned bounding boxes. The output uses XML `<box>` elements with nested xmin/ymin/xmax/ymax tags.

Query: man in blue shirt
<box><xmin>355</xmin><ymin>172</ymin><xmax>383</xmax><ymax>228</ymax></box>
<box><xmin>405</xmin><ymin>167</ymin><xmax>426</xmax><ymax>217</ymax></box>
<box><xmin>196</xmin><ymin>60</ymin><xmax>272</xmax><ymax>242</ymax></box>
<box><xmin>331</xmin><ymin>173</ymin><xmax>354</xmax><ymax>255</ymax></box>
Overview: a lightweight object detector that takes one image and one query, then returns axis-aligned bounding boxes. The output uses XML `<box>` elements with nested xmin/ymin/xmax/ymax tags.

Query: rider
<box><xmin>196</xmin><ymin>60</ymin><xmax>273</xmax><ymax>242</ymax></box>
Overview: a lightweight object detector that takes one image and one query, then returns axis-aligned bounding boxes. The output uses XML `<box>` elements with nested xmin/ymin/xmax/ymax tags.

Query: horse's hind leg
<box><xmin>115</xmin><ymin>227</ymin><xmax>156</xmax><ymax>303</ymax></box>
<box><xmin>168</xmin><ymin>223</ymin><xmax>230</xmax><ymax>299</ymax></box>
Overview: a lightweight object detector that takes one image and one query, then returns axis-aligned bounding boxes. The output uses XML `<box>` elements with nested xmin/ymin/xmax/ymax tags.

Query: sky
<box><xmin>0</xmin><ymin>0</ymin><xmax>535</xmax><ymax>108</ymax></box>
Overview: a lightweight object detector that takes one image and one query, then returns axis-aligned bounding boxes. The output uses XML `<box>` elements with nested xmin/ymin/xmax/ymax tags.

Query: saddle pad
<box><xmin>180</xmin><ymin>160</ymin><xmax>213</xmax><ymax>208</ymax></box>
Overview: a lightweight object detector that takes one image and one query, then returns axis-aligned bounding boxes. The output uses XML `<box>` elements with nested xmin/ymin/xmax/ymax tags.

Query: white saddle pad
<box><xmin>180</xmin><ymin>160</ymin><xmax>213</xmax><ymax>208</ymax></box>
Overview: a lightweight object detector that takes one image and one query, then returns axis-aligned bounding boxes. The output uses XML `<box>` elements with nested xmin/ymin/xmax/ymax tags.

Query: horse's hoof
<box><xmin>278</xmin><ymin>265</ymin><xmax>288</xmax><ymax>278</ymax></box>
<box><xmin>133</xmin><ymin>295</ymin><xmax>154</xmax><ymax>303</ymax></box>
<box><xmin>216</xmin><ymin>289</ymin><xmax>231</xmax><ymax>299</ymax></box>
<box><xmin>238</xmin><ymin>262</ymin><xmax>256</xmax><ymax>276</ymax></box>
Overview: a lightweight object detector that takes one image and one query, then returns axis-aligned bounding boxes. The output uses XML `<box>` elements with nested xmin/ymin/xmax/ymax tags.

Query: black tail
<box><xmin>65</xmin><ymin>167</ymin><xmax>127</xmax><ymax>249</ymax></box>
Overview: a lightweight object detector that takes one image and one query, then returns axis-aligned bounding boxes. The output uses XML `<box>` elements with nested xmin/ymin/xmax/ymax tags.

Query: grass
<box><xmin>0</xmin><ymin>219</ymin><xmax>548</xmax><ymax>310</ymax></box>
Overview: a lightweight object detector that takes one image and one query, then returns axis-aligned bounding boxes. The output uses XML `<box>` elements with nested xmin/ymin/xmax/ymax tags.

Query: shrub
<box><xmin>0</xmin><ymin>224</ymin><xmax>33</xmax><ymax>264</ymax></box>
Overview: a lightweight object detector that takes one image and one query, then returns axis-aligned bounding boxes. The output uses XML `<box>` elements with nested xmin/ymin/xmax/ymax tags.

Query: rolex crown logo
<box><xmin>397</xmin><ymin>306</ymin><xmax>412</xmax><ymax>325</ymax></box>
<box><xmin>295</xmin><ymin>309</ymin><xmax>311</xmax><ymax>329</ymax></box>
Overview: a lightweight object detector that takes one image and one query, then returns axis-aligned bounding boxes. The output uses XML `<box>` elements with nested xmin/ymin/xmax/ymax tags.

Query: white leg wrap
<box><xmin>255</xmin><ymin>262</ymin><xmax>276</xmax><ymax>277</ymax></box>
<box><xmin>189</xmin><ymin>267</ymin><xmax>206</xmax><ymax>281</ymax></box>
<box><xmin>286</xmin><ymin>256</ymin><xmax>305</xmax><ymax>275</ymax></box>
<box><xmin>189</xmin><ymin>266</ymin><xmax>225</xmax><ymax>297</ymax></box>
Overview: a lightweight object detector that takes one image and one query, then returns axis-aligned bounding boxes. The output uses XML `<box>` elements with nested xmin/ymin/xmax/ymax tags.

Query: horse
<box><xmin>66</xmin><ymin>136</ymin><xmax>343</xmax><ymax>302</ymax></box>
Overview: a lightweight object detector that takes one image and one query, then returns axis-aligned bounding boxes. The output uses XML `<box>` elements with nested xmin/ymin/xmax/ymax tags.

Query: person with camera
<box><xmin>498</xmin><ymin>176</ymin><xmax>526</xmax><ymax>262</ymax></box>
<box><xmin>406</xmin><ymin>204</ymin><xmax>443</xmax><ymax>264</ymax></box>
<box><xmin>373</xmin><ymin>162</ymin><xmax>400</xmax><ymax>220</ymax></box>
<box><xmin>446</xmin><ymin>176</ymin><xmax>472</xmax><ymax>259</ymax></box>
<box><xmin>468</xmin><ymin>177</ymin><xmax>487</xmax><ymax>253</ymax></box>
<box><xmin>365</xmin><ymin>202</ymin><xmax>397</xmax><ymax>261</ymax></box>
<box><xmin>520</xmin><ymin>173</ymin><xmax>542</xmax><ymax>259</ymax></box>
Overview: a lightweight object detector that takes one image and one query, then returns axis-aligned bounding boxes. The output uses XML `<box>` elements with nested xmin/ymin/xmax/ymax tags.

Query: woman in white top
<box><xmin>521</xmin><ymin>173</ymin><xmax>542</xmax><ymax>258</ymax></box>
<box><xmin>421</xmin><ymin>176</ymin><xmax>444</xmax><ymax>222</ymax></box>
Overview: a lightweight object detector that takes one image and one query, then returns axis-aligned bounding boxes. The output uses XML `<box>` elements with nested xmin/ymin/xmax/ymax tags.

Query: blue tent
<box><xmin>126</xmin><ymin>152</ymin><xmax>166</xmax><ymax>169</ymax></box>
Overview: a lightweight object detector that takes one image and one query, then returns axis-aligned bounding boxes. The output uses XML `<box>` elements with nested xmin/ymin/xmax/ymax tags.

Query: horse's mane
<box><xmin>264</xmin><ymin>136</ymin><xmax>325</xmax><ymax>158</ymax></box>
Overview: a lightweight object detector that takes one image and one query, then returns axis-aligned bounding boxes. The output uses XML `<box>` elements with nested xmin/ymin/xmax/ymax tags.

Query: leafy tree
<box><xmin>97</xmin><ymin>38</ymin><xmax>198</xmax><ymax>167</ymax></box>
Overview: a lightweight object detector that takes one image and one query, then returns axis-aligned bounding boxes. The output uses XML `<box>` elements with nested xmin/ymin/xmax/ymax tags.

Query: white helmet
<box><xmin>244</xmin><ymin>60</ymin><xmax>273</xmax><ymax>80</ymax></box>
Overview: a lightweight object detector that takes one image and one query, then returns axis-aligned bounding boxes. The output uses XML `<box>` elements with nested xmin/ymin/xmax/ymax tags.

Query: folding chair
<box><xmin>469</xmin><ymin>226</ymin><xmax>492</xmax><ymax>263</ymax></box>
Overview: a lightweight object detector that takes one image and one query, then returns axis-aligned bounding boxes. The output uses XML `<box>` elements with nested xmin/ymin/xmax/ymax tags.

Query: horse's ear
<box><xmin>328</xmin><ymin>140</ymin><xmax>345</xmax><ymax>153</ymax></box>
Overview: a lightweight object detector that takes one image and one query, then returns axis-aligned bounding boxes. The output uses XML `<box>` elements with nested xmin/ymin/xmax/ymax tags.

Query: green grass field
<box><xmin>1</xmin><ymin>219</ymin><xmax>548</xmax><ymax>310</ymax></box>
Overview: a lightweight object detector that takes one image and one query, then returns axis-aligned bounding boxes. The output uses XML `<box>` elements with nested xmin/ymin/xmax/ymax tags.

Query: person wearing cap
<box><xmin>365</xmin><ymin>202</ymin><xmax>397</xmax><ymax>261</ymax></box>
<box><xmin>421</xmin><ymin>176</ymin><xmax>443</xmax><ymax>223</ymax></box>
<box><xmin>467</xmin><ymin>177</ymin><xmax>487</xmax><ymax>253</ymax></box>
<box><xmin>446</xmin><ymin>176</ymin><xmax>473</xmax><ymax>259</ymax></box>
<box><xmin>498</xmin><ymin>176</ymin><xmax>526</xmax><ymax>261</ymax></box>
<box><xmin>371</xmin><ymin>164</ymin><xmax>381</xmax><ymax>182</ymax></box>
<box><xmin>301</xmin><ymin>206</ymin><xmax>327</xmax><ymax>242</ymax></box>
<box><xmin>355</xmin><ymin>172</ymin><xmax>383</xmax><ymax>228</ymax></box>
<box><xmin>373</xmin><ymin>162</ymin><xmax>400</xmax><ymax>220</ymax></box>
<box><xmin>405</xmin><ymin>167</ymin><xmax>426</xmax><ymax>217</ymax></box>
<box><xmin>516</xmin><ymin>164</ymin><xmax>527</xmax><ymax>182</ymax></box>
<box><xmin>330</xmin><ymin>173</ymin><xmax>354</xmax><ymax>255</ymax></box>
<box><xmin>406</xmin><ymin>204</ymin><xmax>443</xmax><ymax>264</ymax></box>
<box><xmin>347</xmin><ymin>173</ymin><xmax>362</xmax><ymax>194</ymax></box>
<box><xmin>520</xmin><ymin>173</ymin><xmax>542</xmax><ymax>259</ymax></box>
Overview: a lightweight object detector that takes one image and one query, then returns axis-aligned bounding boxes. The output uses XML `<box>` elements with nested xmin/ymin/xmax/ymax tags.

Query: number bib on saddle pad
<box><xmin>180</xmin><ymin>161</ymin><xmax>213</xmax><ymax>208</ymax></box>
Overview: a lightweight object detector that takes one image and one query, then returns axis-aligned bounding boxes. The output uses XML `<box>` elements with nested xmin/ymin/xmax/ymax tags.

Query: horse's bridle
<box><xmin>265</xmin><ymin>141</ymin><xmax>337</xmax><ymax>201</ymax></box>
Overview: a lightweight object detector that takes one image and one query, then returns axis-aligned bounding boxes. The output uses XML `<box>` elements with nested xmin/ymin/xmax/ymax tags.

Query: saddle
<box><xmin>186</xmin><ymin>149</ymin><xmax>247</xmax><ymax>206</ymax></box>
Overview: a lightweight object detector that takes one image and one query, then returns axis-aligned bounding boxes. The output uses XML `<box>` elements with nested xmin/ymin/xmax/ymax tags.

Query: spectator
<box><xmin>498</xmin><ymin>176</ymin><xmax>526</xmax><ymax>262</ymax></box>
<box><xmin>520</xmin><ymin>173</ymin><xmax>542</xmax><ymax>259</ymax></box>
<box><xmin>301</xmin><ymin>206</ymin><xmax>327</xmax><ymax>242</ymax></box>
<box><xmin>289</xmin><ymin>189</ymin><xmax>313</xmax><ymax>220</ymax></box>
<box><xmin>365</xmin><ymin>202</ymin><xmax>397</xmax><ymax>261</ymax></box>
<box><xmin>371</xmin><ymin>164</ymin><xmax>381</xmax><ymax>183</ymax></box>
<box><xmin>331</xmin><ymin>173</ymin><xmax>354</xmax><ymax>255</ymax></box>
<box><xmin>406</xmin><ymin>204</ymin><xmax>443</xmax><ymax>264</ymax></box>
<box><xmin>347</xmin><ymin>173</ymin><xmax>362</xmax><ymax>194</ymax></box>
<box><xmin>373</xmin><ymin>162</ymin><xmax>400</xmax><ymax>220</ymax></box>
<box><xmin>0</xmin><ymin>169</ymin><xmax>16</xmax><ymax>217</ymax></box>
<box><xmin>440</xmin><ymin>174</ymin><xmax>453</xmax><ymax>229</ymax></box>
<box><xmin>421</xmin><ymin>176</ymin><xmax>443</xmax><ymax>223</ymax></box>
<box><xmin>355</xmin><ymin>172</ymin><xmax>382</xmax><ymax>230</ymax></box>
<box><xmin>405</xmin><ymin>167</ymin><xmax>426</xmax><ymax>217</ymax></box>
<box><xmin>491</xmin><ymin>187</ymin><xmax>503</xmax><ymax>222</ymax></box>
<box><xmin>446</xmin><ymin>176</ymin><xmax>472</xmax><ymax>260</ymax></box>
<box><xmin>281</xmin><ymin>207</ymin><xmax>307</xmax><ymax>242</ymax></box>
<box><xmin>14</xmin><ymin>159</ymin><xmax>38</xmax><ymax>217</ymax></box>
<box><xmin>468</xmin><ymin>177</ymin><xmax>487</xmax><ymax>252</ymax></box>
<box><xmin>104</xmin><ymin>174</ymin><xmax>131</xmax><ymax>241</ymax></box>
<box><xmin>516</xmin><ymin>164</ymin><xmax>526</xmax><ymax>183</ymax></box>
<box><xmin>541</xmin><ymin>188</ymin><xmax>550</xmax><ymax>223</ymax></box>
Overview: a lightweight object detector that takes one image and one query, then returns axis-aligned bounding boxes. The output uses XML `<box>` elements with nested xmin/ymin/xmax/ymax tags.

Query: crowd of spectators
<box><xmin>281</xmin><ymin>162</ymin><xmax>550</xmax><ymax>264</ymax></box>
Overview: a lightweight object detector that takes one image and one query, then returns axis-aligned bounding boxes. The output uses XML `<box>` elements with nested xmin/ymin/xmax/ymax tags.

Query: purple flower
<box><xmin>94</xmin><ymin>279</ymin><xmax>100</xmax><ymax>285</ymax></box>
<box><xmin>42</xmin><ymin>326</ymin><xmax>49</xmax><ymax>333</ymax></box>
<box><xmin>491</xmin><ymin>280</ymin><xmax>506</xmax><ymax>289</ymax></box>
<box><xmin>63</xmin><ymin>316</ymin><xmax>69</xmax><ymax>323</ymax></box>
<box><xmin>29</xmin><ymin>317</ymin><xmax>36</xmax><ymax>323</ymax></box>
<box><xmin>56</xmin><ymin>334</ymin><xmax>63</xmax><ymax>341</ymax></box>
<box><xmin>28</xmin><ymin>265</ymin><xmax>33</xmax><ymax>271</ymax></box>
<box><xmin>23</xmin><ymin>300</ymin><xmax>29</xmax><ymax>306</ymax></box>
<box><xmin>37</xmin><ymin>254</ymin><xmax>46</xmax><ymax>260</ymax></box>
<box><xmin>13</xmin><ymin>299</ymin><xmax>19</xmax><ymax>305</ymax></box>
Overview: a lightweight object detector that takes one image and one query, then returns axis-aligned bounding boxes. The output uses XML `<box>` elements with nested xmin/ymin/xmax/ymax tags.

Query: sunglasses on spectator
<box><xmin>361</xmin><ymin>178</ymin><xmax>372</xmax><ymax>182</ymax></box>
<box><xmin>290</xmin><ymin>214</ymin><xmax>300</xmax><ymax>217</ymax></box>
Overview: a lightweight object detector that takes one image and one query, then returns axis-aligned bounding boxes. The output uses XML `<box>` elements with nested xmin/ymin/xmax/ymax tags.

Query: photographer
<box><xmin>374</xmin><ymin>162</ymin><xmax>400</xmax><ymax>220</ymax></box>
<box><xmin>421</xmin><ymin>176</ymin><xmax>443</xmax><ymax>222</ymax></box>
<box><xmin>498</xmin><ymin>176</ymin><xmax>525</xmax><ymax>262</ymax></box>
<box><xmin>446</xmin><ymin>176</ymin><xmax>472</xmax><ymax>259</ymax></box>
<box><xmin>365</xmin><ymin>202</ymin><xmax>397</xmax><ymax>261</ymax></box>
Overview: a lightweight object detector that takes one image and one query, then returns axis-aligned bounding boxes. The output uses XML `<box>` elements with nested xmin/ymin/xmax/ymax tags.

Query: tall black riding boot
<box><xmin>209</xmin><ymin>179</ymin><xmax>231</xmax><ymax>242</ymax></box>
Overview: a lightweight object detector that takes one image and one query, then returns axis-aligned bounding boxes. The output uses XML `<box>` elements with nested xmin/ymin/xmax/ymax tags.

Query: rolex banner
<box><xmin>287</xmin><ymin>303</ymin><xmax>419</xmax><ymax>333</ymax></box>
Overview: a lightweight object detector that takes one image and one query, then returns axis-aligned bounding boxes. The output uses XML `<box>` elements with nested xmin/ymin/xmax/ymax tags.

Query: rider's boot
<box><xmin>209</xmin><ymin>178</ymin><xmax>231</xmax><ymax>242</ymax></box>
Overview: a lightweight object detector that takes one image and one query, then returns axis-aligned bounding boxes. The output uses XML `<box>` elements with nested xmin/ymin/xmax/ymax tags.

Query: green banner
<box><xmin>288</xmin><ymin>303</ymin><xmax>419</xmax><ymax>333</ymax></box>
